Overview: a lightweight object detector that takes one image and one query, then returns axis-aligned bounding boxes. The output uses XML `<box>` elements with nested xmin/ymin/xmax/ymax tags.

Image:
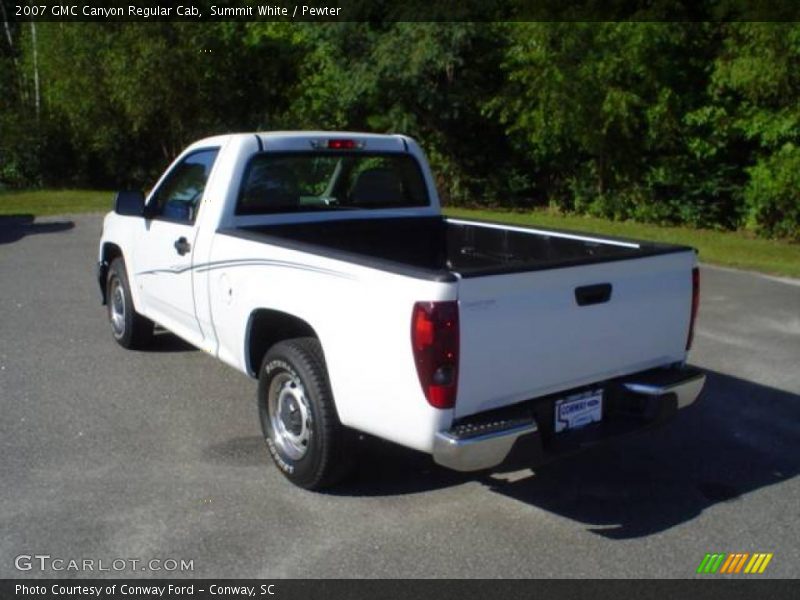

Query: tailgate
<box><xmin>455</xmin><ymin>251</ymin><xmax>695</xmax><ymax>418</ymax></box>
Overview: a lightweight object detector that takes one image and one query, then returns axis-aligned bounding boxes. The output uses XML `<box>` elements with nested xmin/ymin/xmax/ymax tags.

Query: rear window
<box><xmin>236</xmin><ymin>152</ymin><xmax>429</xmax><ymax>215</ymax></box>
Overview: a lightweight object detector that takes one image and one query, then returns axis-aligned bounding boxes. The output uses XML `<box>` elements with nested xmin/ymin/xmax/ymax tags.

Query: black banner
<box><xmin>4</xmin><ymin>0</ymin><xmax>800</xmax><ymax>22</ymax></box>
<box><xmin>2</xmin><ymin>580</ymin><xmax>797</xmax><ymax>600</ymax></box>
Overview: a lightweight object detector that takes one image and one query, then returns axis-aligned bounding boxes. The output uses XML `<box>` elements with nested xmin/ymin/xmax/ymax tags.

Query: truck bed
<box><xmin>227</xmin><ymin>216</ymin><xmax>690</xmax><ymax>279</ymax></box>
<box><xmin>224</xmin><ymin>215</ymin><xmax>696</xmax><ymax>419</ymax></box>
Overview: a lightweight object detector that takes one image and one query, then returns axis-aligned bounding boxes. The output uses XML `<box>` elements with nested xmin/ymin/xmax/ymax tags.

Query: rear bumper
<box><xmin>622</xmin><ymin>368</ymin><xmax>705</xmax><ymax>409</ymax></box>
<box><xmin>434</xmin><ymin>422</ymin><xmax>538</xmax><ymax>473</ymax></box>
<box><xmin>433</xmin><ymin>365</ymin><xmax>705</xmax><ymax>472</ymax></box>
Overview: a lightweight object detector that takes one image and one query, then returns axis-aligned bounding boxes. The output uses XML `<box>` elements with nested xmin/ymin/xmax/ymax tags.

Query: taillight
<box><xmin>686</xmin><ymin>267</ymin><xmax>700</xmax><ymax>350</ymax></box>
<box><xmin>411</xmin><ymin>301</ymin><xmax>459</xmax><ymax>409</ymax></box>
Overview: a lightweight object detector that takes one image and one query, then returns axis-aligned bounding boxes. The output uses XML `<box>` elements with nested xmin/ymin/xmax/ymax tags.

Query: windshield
<box><xmin>236</xmin><ymin>152</ymin><xmax>430</xmax><ymax>214</ymax></box>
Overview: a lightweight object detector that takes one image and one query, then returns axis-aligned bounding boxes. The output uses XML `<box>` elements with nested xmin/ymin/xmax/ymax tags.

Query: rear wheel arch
<box><xmin>245</xmin><ymin>309</ymin><xmax>321</xmax><ymax>377</ymax></box>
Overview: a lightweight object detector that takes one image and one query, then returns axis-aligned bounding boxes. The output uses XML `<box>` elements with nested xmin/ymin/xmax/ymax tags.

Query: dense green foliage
<box><xmin>1</xmin><ymin>21</ymin><xmax>798</xmax><ymax>239</ymax></box>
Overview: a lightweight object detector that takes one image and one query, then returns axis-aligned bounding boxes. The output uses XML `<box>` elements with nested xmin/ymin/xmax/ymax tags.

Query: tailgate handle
<box><xmin>575</xmin><ymin>283</ymin><xmax>612</xmax><ymax>306</ymax></box>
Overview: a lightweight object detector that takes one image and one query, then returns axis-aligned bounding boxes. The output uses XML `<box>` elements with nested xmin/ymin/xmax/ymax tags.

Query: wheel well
<box><xmin>246</xmin><ymin>309</ymin><xmax>318</xmax><ymax>377</ymax></box>
<box><xmin>98</xmin><ymin>243</ymin><xmax>123</xmax><ymax>304</ymax></box>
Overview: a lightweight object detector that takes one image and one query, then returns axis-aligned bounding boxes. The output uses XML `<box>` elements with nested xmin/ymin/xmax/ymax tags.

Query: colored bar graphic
<box><xmin>733</xmin><ymin>553</ymin><xmax>749</xmax><ymax>573</ymax></box>
<box><xmin>744</xmin><ymin>554</ymin><xmax>760</xmax><ymax>573</ymax></box>
<box><xmin>711</xmin><ymin>554</ymin><xmax>726</xmax><ymax>573</ymax></box>
<box><xmin>698</xmin><ymin>553</ymin><xmax>727</xmax><ymax>574</ymax></box>
<box><xmin>719</xmin><ymin>554</ymin><xmax>736</xmax><ymax>574</ymax></box>
<box><xmin>700</xmin><ymin>552</ymin><xmax>773</xmax><ymax>574</ymax></box>
<box><xmin>758</xmin><ymin>553</ymin><xmax>773</xmax><ymax>573</ymax></box>
<box><xmin>697</xmin><ymin>554</ymin><xmax>712</xmax><ymax>573</ymax></box>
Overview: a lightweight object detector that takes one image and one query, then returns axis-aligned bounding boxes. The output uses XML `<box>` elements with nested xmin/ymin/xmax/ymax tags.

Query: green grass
<box><xmin>1</xmin><ymin>190</ymin><xmax>797</xmax><ymax>278</ymax></box>
<box><xmin>446</xmin><ymin>207</ymin><xmax>800</xmax><ymax>279</ymax></box>
<box><xmin>0</xmin><ymin>189</ymin><xmax>113</xmax><ymax>217</ymax></box>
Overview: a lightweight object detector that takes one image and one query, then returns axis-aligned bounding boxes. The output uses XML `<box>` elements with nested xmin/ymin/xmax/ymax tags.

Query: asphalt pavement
<box><xmin>1</xmin><ymin>213</ymin><xmax>798</xmax><ymax>578</ymax></box>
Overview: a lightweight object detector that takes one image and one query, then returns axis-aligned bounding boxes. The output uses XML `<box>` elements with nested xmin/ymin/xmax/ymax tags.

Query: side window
<box><xmin>149</xmin><ymin>149</ymin><xmax>219</xmax><ymax>223</ymax></box>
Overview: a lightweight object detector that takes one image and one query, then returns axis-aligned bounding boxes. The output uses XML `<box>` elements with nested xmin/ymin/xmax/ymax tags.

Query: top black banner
<box><xmin>5</xmin><ymin>0</ymin><xmax>800</xmax><ymax>22</ymax></box>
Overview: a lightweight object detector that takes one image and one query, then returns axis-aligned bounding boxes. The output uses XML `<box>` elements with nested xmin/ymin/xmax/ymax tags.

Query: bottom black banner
<box><xmin>0</xmin><ymin>579</ymin><xmax>795</xmax><ymax>600</ymax></box>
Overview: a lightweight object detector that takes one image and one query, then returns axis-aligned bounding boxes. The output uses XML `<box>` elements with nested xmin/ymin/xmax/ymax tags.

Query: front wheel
<box><xmin>258</xmin><ymin>338</ymin><xmax>354</xmax><ymax>490</ymax></box>
<box><xmin>106</xmin><ymin>258</ymin><xmax>153</xmax><ymax>349</ymax></box>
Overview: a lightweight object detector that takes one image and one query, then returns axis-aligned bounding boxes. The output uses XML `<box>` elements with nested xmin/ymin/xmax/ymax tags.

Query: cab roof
<box><xmin>188</xmin><ymin>131</ymin><xmax>410</xmax><ymax>153</ymax></box>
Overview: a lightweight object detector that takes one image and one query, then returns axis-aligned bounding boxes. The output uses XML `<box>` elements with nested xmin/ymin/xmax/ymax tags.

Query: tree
<box><xmin>712</xmin><ymin>23</ymin><xmax>800</xmax><ymax>238</ymax></box>
<box><xmin>11</xmin><ymin>22</ymin><xmax>303</xmax><ymax>186</ymax></box>
<box><xmin>1</xmin><ymin>20</ymin><xmax>797</xmax><ymax>239</ymax></box>
<box><xmin>488</xmin><ymin>22</ymin><xmax>735</xmax><ymax>226</ymax></box>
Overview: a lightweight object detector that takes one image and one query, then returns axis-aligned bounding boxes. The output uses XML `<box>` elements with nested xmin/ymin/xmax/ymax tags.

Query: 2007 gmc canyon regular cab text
<box><xmin>97</xmin><ymin>132</ymin><xmax>705</xmax><ymax>490</ymax></box>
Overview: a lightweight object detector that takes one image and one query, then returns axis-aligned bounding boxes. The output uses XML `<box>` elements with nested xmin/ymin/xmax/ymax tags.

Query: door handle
<box><xmin>174</xmin><ymin>237</ymin><xmax>191</xmax><ymax>256</ymax></box>
<box><xmin>575</xmin><ymin>283</ymin><xmax>612</xmax><ymax>306</ymax></box>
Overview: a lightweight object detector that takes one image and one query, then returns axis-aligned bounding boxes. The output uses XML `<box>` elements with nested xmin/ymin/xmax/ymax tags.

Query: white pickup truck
<box><xmin>97</xmin><ymin>132</ymin><xmax>704</xmax><ymax>490</ymax></box>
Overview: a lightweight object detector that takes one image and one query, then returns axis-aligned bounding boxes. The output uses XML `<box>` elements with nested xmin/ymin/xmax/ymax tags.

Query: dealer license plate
<box><xmin>554</xmin><ymin>390</ymin><xmax>603</xmax><ymax>433</ymax></box>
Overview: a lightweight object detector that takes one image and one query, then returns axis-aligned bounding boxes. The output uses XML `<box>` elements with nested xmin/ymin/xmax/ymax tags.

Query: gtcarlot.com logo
<box><xmin>697</xmin><ymin>552</ymin><xmax>773</xmax><ymax>574</ymax></box>
<box><xmin>14</xmin><ymin>554</ymin><xmax>194</xmax><ymax>572</ymax></box>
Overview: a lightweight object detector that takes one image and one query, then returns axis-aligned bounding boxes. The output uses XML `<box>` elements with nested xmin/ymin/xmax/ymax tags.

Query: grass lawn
<box><xmin>1</xmin><ymin>189</ymin><xmax>797</xmax><ymax>278</ymax></box>
<box><xmin>0</xmin><ymin>189</ymin><xmax>113</xmax><ymax>217</ymax></box>
<box><xmin>446</xmin><ymin>208</ymin><xmax>800</xmax><ymax>279</ymax></box>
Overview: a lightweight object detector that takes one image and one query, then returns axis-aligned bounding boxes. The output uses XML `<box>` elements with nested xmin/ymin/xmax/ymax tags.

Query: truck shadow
<box><xmin>336</xmin><ymin>369</ymin><xmax>800</xmax><ymax>539</ymax></box>
<box><xmin>0</xmin><ymin>214</ymin><xmax>74</xmax><ymax>244</ymax></box>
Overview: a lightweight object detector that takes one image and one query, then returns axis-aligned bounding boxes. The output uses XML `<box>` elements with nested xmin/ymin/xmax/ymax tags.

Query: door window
<box><xmin>149</xmin><ymin>149</ymin><xmax>219</xmax><ymax>223</ymax></box>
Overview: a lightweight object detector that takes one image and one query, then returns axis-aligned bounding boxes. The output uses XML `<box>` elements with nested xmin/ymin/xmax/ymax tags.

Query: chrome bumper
<box><xmin>623</xmin><ymin>370</ymin><xmax>706</xmax><ymax>409</ymax></box>
<box><xmin>433</xmin><ymin>422</ymin><xmax>537</xmax><ymax>472</ymax></box>
<box><xmin>432</xmin><ymin>367</ymin><xmax>705</xmax><ymax>473</ymax></box>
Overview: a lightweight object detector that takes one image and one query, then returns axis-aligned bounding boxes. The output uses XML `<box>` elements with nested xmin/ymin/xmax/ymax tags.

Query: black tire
<box><xmin>106</xmin><ymin>257</ymin><xmax>153</xmax><ymax>349</ymax></box>
<box><xmin>258</xmin><ymin>337</ymin><xmax>354</xmax><ymax>490</ymax></box>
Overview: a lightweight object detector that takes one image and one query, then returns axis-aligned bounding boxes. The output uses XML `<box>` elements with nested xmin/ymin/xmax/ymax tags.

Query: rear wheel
<box><xmin>106</xmin><ymin>258</ymin><xmax>153</xmax><ymax>349</ymax></box>
<box><xmin>258</xmin><ymin>337</ymin><xmax>354</xmax><ymax>490</ymax></box>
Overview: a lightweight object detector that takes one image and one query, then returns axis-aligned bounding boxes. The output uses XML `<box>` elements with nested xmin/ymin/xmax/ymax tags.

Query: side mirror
<box><xmin>114</xmin><ymin>190</ymin><xmax>145</xmax><ymax>217</ymax></box>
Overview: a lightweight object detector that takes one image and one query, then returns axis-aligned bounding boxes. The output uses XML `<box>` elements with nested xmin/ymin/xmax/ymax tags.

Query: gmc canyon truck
<box><xmin>97</xmin><ymin>132</ymin><xmax>705</xmax><ymax>490</ymax></box>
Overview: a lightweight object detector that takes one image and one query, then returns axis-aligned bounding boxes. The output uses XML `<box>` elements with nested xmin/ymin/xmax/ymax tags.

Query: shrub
<box><xmin>745</xmin><ymin>144</ymin><xmax>800</xmax><ymax>240</ymax></box>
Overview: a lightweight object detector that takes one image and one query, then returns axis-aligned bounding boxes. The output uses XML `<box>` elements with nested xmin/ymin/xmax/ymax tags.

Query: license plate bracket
<box><xmin>554</xmin><ymin>389</ymin><xmax>603</xmax><ymax>433</ymax></box>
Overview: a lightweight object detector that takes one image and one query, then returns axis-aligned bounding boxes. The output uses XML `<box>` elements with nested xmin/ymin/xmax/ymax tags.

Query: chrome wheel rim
<box><xmin>109</xmin><ymin>277</ymin><xmax>126</xmax><ymax>338</ymax></box>
<box><xmin>268</xmin><ymin>372</ymin><xmax>312</xmax><ymax>460</ymax></box>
